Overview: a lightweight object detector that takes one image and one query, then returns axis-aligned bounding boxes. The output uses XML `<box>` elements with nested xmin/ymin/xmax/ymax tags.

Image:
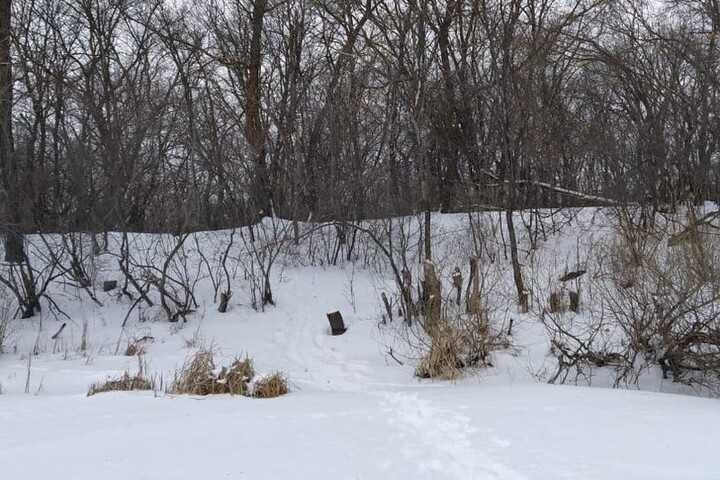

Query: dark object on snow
<box><xmin>327</xmin><ymin>311</ymin><xmax>347</xmax><ymax>336</ymax></box>
<box><xmin>103</xmin><ymin>280</ymin><xmax>118</xmax><ymax>292</ymax></box>
<box><xmin>549</xmin><ymin>292</ymin><xmax>563</xmax><ymax>313</ymax></box>
<box><xmin>452</xmin><ymin>266</ymin><xmax>463</xmax><ymax>305</ymax></box>
<box><xmin>519</xmin><ymin>291</ymin><xmax>529</xmax><ymax>313</ymax></box>
<box><xmin>560</xmin><ymin>270</ymin><xmax>586</xmax><ymax>282</ymax></box>
<box><xmin>569</xmin><ymin>291</ymin><xmax>580</xmax><ymax>313</ymax></box>
<box><xmin>51</xmin><ymin>322</ymin><xmax>67</xmax><ymax>340</ymax></box>
<box><xmin>381</xmin><ymin>292</ymin><xmax>392</xmax><ymax>322</ymax></box>
<box><xmin>218</xmin><ymin>291</ymin><xmax>231</xmax><ymax>313</ymax></box>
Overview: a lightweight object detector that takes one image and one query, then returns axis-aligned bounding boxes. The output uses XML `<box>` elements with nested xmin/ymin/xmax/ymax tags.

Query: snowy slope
<box><xmin>1</xmin><ymin>210</ymin><xmax>720</xmax><ymax>479</ymax></box>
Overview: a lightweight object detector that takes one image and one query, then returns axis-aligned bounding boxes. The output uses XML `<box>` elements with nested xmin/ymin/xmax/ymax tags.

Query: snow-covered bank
<box><xmin>1</xmin><ymin>209</ymin><xmax>719</xmax><ymax>479</ymax></box>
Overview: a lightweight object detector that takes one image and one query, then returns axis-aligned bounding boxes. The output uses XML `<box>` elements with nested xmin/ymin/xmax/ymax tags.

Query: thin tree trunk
<box><xmin>506</xmin><ymin>208</ymin><xmax>527</xmax><ymax>311</ymax></box>
<box><xmin>424</xmin><ymin>208</ymin><xmax>432</xmax><ymax>261</ymax></box>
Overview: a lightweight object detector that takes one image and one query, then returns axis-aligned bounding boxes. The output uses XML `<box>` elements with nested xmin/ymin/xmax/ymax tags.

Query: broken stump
<box><xmin>327</xmin><ymin>311</ymin><xmax>347</xmax><ymax>336</ymax></box>
<box><xmin>519</xmin><ymin>291</ymin><xmax>529</xmax><ymax>313</ymax></box>
<box><xmin>549</xmin><ymin>292</ymin><xmax>563</xmax><ymax>313</ymax></box>
<box><xmin>466</xmin><ymin>255</ymin><xmax>481</xmax><ymax>315</ymax></box>
<box><xmin>218</xmin><ymin>291</ymin><xmax>231</xmax><ymax>313</ymax></box>
<box><xmin>381</xmin><ymin>292</ymin><xmax>393</xmax><ymax>323</ymax></box>
<box><xmin>559</xmin><ymin>270</ymin><xmax>587</xmax><ymax>282</ymax></box>
<box><xmin>422</xmin><ymin>261</ymin><xmax>442</xmax><ymax>328</ymax></box>
<box><xmin>569</xmin><ymin>291</ymin><xmax>580</xmax><ymax>313</ymax></box>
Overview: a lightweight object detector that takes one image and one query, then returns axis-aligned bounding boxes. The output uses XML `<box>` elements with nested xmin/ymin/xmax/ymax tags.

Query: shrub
<box><xmin>541</xmin><ymin>209</ymin><xmax>720</xmax><ymax>392</ymax></box>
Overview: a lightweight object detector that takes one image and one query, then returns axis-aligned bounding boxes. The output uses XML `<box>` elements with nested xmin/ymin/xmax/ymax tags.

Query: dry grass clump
<box><xmin>414</xmin><ymin>328</ymin><xmax>463</xmax><ymax>380</ymax></box>
<box><xmin>170</xmin><ymin>349</ymin><xmax>258</xmax><ymax>396</ymax></box>
<box><xmin>170</xmin><ymin>348</ymin><xmax>223</xmax><ymax>395</ymax></box>
<box><xmin>87</xmin><ymin>372</ymin><xmax>153</xmax><ymax>396</ymax></box>
<box><xmin>122</xmin><ymin>336</ymin><xmax>153</xmax><ymax>356</ymax></box>
<box><xmin>124</xmin><ymin>342</ymin><xmax>144</xmax><ymax>356</ymax></box>
<box><xmin>413</xmin><ymin>312</ymin><xmax>497</xmax><ymax>380</ymax></box>
<box><xmin>218</xmin><ymin>357</ymin><xmax>255</xmax><ymax>396</ymax></box>
<box><xmin>252</xmin><ymin>372</ymin><xmax>288</xmax><ymax>398</ymax></box>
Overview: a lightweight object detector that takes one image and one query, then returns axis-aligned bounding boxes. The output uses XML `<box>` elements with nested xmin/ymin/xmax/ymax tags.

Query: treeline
<box><xmin>2</xmin><ymin>0</ymin><xmax>719</xmax><ymax>235</ymax></box>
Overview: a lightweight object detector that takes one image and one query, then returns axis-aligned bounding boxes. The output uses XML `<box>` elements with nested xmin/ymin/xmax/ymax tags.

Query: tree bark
<box><xmin>0</xmin><ymin>0</ymin><xmax>22</xmax><ymax>263</ymax></box>
<box><xmin>246</xmin><ymin>0</ymin><xmax>270</xmax><ymax>219</ymax></box>
<box><xmin>506</xmin><ymin>209</ymin><xmax>527</xmax><ymax>312</ymax></box>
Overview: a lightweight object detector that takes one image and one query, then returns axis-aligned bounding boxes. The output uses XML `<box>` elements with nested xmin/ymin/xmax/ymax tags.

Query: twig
<box><xmin>387</xmin><ymin>348</ymin><xmax>404</xmax><ymax>366</ymax></box>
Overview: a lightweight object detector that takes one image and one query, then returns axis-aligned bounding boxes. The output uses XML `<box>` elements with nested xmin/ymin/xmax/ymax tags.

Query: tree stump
<box><xmin>466</xmin><ymin>255</ymin><xmax>481</xmax><ymax>315</ymax></box>
<box><xmin>422</xmin><ymin>261</ymin><xmax>442</xmax><ymax>329</ymax></box>
<box><xmin>381</xmin><ymin>292</ymin><xmax>393</xmax><ymax>323</ymax></box>
<box><xmin>569</xmin><ymin>291</ymin><xmax>580</xmax><ymax>313</ymax></box>
<box><xmin>559</xmin><ymin>270</ymin><xmax>586</xmax><ymax>282</ymax></box>
<box><xmin>519</xmin><ymin>291</ymin><xmax>529</xmax><ymax>313</ymax></box>
<box><xmin>218</xmin><ymin>291</ymin><xmax>231</xmax><ymax>313</ymax></box>
<box><xmin>452</xmin><ymin>267</ymin><xmax>463</xmax><ymax>305</ymax></box>
<box><xmin>327</xmin><ymin>311</ymin><xmax>347</xmax><ymax>335</ymax></box>
<box><xmin>549</xmin><ymin>292</ymin><xmax>563</xmax><ymax>313</ymax></box>
<box><xmin>401</xmin><ymin>269</ymin><xmax>415</xmax><ymax>326</ymax></box>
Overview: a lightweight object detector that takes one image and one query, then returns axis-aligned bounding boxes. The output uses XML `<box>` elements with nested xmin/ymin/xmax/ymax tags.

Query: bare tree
<box><xmin>0</xmin><ymin>0</ymin><xmax>23</xmax><ymax>263</ymax></box>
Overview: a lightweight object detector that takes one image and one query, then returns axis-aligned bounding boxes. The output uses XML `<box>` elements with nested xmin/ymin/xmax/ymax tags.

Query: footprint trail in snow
<box><xmin>274</xmin><ymin>308</ymin><xmax>524</xmax><ymax>480</ymax></box>
<box><xmin>379</xmin><ymin>391</ymin><xmax>525</xmax><ymax>480</ymax></box>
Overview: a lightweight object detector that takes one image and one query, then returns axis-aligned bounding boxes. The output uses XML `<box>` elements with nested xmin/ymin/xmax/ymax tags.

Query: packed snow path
<box><xmin>273</xmin><ymin>296</ymin><xmax>523</xmax><ymax>479</ymax></box>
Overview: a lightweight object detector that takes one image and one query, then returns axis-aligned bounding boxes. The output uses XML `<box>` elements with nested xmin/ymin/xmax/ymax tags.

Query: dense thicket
<box><xmin>1</xmin><ymin>0</ymin><xmax>719</xmax><ymax>236</ymax></box>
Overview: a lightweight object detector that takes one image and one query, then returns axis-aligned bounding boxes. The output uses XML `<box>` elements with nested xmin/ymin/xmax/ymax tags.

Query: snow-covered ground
<box><xmin>1</xmin><ymin>210</ymin><xmax>719</xmax><ymax>479</ymax></box>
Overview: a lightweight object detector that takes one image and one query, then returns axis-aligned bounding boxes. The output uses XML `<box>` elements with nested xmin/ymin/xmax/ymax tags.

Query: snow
<box><xmin>1</xmin><ymin>210</ymin><xmax>720</xmax><ymax>479</ymax></box>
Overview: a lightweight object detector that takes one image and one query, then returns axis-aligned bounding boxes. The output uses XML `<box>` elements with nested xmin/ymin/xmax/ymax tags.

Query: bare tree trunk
<box><xmin>0</xmin><ymin>0</ymin><xmax>23</xmax><ymax>263</ymax></box>
<box><xmin>246</xmin><ymin>0</ymin><xmax>270</xmax><ymax>219</ymax></box>
<box><xmin>422</xmin><ymin>260</ymin><xmax>441</xmax><ymax>331</ymax></box>
<box><xmin>506</xmin><ymin>209</ymin><xmax>527</xmax><ymax>312</ymax></box>
<box><xmin>424</xmin><ymin>208</ymin><xmax>432</xmax><ymax>261</ymax></box>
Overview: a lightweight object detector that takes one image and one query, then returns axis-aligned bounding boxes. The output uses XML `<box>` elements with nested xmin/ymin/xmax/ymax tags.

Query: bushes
<box><xmin>541</xmin><ymin>208</ymin><xmax>720</xmax><ymax>392</ymax></box>
<box><xmin>400</xmin><ymin>258</ymin><xmax>504</xmax><ymax>380</ymax></box>
<box><xmin>371</xmin><ymin>223</ymin><xmax>513</xmax><ymax>381</ymax></box>
<box><xmin>169</xmin><ymin>348</ymin><xmax>287</xmax><ymax>398</ymax></box>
